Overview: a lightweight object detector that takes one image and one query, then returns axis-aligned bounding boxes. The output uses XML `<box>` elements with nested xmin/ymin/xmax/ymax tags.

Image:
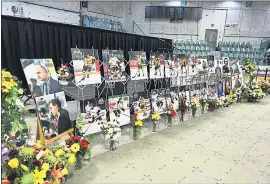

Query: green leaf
<box><xmin>86</xmin><ymin>149</ymin><xmax>92</xmax><ymax>157</ymax></box>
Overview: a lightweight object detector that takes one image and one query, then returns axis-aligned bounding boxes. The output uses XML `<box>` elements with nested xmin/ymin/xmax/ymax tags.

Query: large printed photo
<box><xmin>72</xmin><ymin>48</ymin><xmax>102</xmax><ymax>85</ymax></box>
<box><xmin>165</xmin><ymin>53</ymin><xmax>178</xmax><ymax>78</ymax></box>
<box><xmin>35</xmin><ymin>92</ymin><xmax>73</xmax><ymax>141</ymax></box>
<box><xmin>103</xmin><ymin>50</ymin><xmax>126</xmax><ymax>82</ymax></box>
<box><xmin>129</xmin><ymin>51</ymin><xmax>148</xmax><ymax>80</ymax></box>
<box><xmin>20</xmin><ymin>59</ymin><xmax>61</xmax><ymax>98</ymax></box>
<box><xmin>151</xmin><ymin>90</ymin><xmax>166</xmax><ymax>114</ymax></box>
<box><xmin>109</xmin><ymin>95</ymin><xmax>130</xmax><ymax>126</ymax></box>
<box><xmin>149</xmin><ymin>52</ymin><xmax>165</xmax><ymax>79</ymax></box>
<box><xmin>133</xmin><ymin>92</ymin><xmax>151</xmax><ymax>120</ymax></box>
<box><xmin>80</xmin><ymin>98</ymin><xmax>107</xmax><ymax>135</ymax></box>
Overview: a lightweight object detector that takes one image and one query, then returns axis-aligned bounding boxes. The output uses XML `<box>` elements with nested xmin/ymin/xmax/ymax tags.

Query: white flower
<box><xmin>105</xmin><ymin>134</ymin><xmax>110</xmax><ymax>140</ymax></box>
<box><xmin>18</xmin><ymin>88</ymin><xmax>23</xmax><ymax>95</ymax></box>
<box><xmin>108</xmin><ymin>128</ymin><xmax>113</xmax><ymax>135</ymax></box>
<box><xmin>15</xmin><ymin>99</ymin><xmax>24</xmax><ymax>109</ymax></box>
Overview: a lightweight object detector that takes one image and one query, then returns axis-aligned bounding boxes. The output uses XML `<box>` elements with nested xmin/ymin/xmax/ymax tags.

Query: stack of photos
<box><xmin>103</xmin><ymin>50</ymin><xmax>126</xmax><ymax>82</ymax></box>
<box><xmin>71</xmin><ymin>48</ymin><xmax>102</xmax><ymax>85</ymax></box>
<box><xmin>108</xmin><ymin>95</ymin><xmax>130</xmax><ymax>126</ymax></box>
<box><xmin>151</xmin><ymin>90</ymin><xmax>166</xmax><ymax>114</ymax></box>
<box><xmin>129</xmin><ymin>51</ymin><xmax>148</xmax><ymax>80</ymax></box>
<box><xmin>81</xmin><ymin>99</ymin><xmax>107</xmax><ymax>135</ymax></box>
<box><xmin>133</xmin><ymin>92</ymin><xmax>151</xmax><ymax>120</ymax></box>
<box><xmin>149</xmin><ymin>52</ymin><xmax>165</xmax><ymax>79</ymax></box>
<box><xmin>165</xmin><ymin>53</ymin><xmax>178</xmax><ymax>78</ymax></box>
<box><xmin>20</xmin><ymin>59</ymin><xmax>73</xmax><ymax>142</ymax></box>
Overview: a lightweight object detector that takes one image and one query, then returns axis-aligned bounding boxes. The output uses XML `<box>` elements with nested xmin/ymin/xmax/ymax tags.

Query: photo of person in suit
<box><xmin>35</xmin><ymin>65</ymin><xmax>62</xmax><ymax>96</ymax></box>
<box><xmin>222</xmin><ymin>58</ymin><xmax>230</xmax><ymax>73</ymax></box>
<box><xmin>45</xmin><ymin>99</ymin><xmax>73</xmax><ymax>140</ymax></box>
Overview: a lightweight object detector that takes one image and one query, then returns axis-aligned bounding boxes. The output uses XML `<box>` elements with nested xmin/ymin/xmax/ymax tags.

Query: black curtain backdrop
<box><xmin>2</xmin><ymin>15</ymin><xmax>172</xmax><ymax>97</ymax></box>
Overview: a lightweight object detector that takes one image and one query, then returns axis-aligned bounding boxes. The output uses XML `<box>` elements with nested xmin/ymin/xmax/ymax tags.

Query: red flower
<box><xmin>80</xmin><ymin>139</ymin><xmax>89</xmax><ymax>149</ymax></box>
<box><xmin>171</xmin><ymin>110</ymin><xmax>177</xmax><ymax>117</ymax></box>
<box><xmin>73</xmin><ymin>136</ymin><xmax>82</xmax><ymax>142</ymax></box>
<box><xmin>2</xmin><ymin>180</ymin><xmax>10</xmax><ymax>184</ymax></box>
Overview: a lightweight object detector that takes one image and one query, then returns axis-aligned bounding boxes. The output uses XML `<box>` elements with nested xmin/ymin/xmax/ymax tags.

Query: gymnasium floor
<box><xmin>66</xmin><ymin>97</ymin><xmax>270</xmax><ymax>184</ymax></box>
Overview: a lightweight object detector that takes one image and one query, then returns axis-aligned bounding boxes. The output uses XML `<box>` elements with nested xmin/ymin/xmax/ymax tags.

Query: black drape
<box><xmin>2</xmin><ymin>15</ymin><xmax>172</xmax><ymax>96</ymax></box>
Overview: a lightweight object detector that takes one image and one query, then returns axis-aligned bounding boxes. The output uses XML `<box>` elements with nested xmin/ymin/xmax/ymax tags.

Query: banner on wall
<box><xmin>71</xmin><ymin>48</ymin><xmax>102</xmax><ymax>85</ymax></box>
<box><xmin>20</xmin><ymin>58</ymin><xmax>73</xmax><ymax>145</ymax></box>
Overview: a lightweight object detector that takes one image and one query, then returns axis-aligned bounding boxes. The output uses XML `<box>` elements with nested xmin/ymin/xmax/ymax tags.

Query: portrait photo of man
<box><xmin>222</xmin><ymin>58</ymin><xmax>230</xmax><ymax>73</ymax></box>
<box><xmin>35</xmin><ymin>65</ymin><xmax>62</xmax><ymax>96</ymax></box>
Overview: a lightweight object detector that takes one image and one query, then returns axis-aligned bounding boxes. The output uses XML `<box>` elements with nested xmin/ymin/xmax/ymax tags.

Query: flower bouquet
<box><xmin>259</xmin><ymin>80</ymin><xmax>270</xmax><ymax>94</ymax></box>
<box><xmin>199</xmin><ymin>98</ymin><xmax>207</xmax><ymax>114</ymax></box>
<box><xmin>206</xmin><ymin>99</ymin><xmax>217</xmax><ymax>112</ymax></box>
<box><xmin>65</xmin><ymin>135</ymin><xmax>92</xmax><ymax>170</ymax></box>
<box><xmin>57</xmin><ymin>62</ymin><xmax>72</xmax><ymax>86</ymax></box>
<box><xmin>100</xmin><ymin>120</ymin><xmax>121</xmax><ymax>151</ymax></box>
<box><xmin>151</xmin><ymin>105</ymin><xmax>161</xmax><ymax>132</ymax></box>
<box><xmin>190</xmin><ymin>98</ymin><xmax>200</xmax><ymax>117</ymax></box>
<box><xmin>133</xmin><ymin>113</ymin><xmax>143</xmax><ymax>140</ymax></box>
<box><xmin>228</xmin><ymin>91</ymin><xmax>237</xmax><ymax>104</ymax></box>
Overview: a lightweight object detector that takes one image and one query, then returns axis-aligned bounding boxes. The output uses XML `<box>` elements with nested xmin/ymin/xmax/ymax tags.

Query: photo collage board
<box><xmin>20</xmin><ymin>59</ymin><xmax>73</xmax><ymax>144</ymax></box>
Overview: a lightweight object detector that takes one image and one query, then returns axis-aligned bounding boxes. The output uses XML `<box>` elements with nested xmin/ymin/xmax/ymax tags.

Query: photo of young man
<box><xmin>222</xmin><ymin>58</ymin><xmax>230</xmax><ymax>73</ymax></box>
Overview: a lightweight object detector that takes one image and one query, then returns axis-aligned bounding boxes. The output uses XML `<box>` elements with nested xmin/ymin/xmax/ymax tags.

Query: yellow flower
<box><xmin>41</xmin><ymin>163</ymin><xmax>50</xmax><ymax>171</ymax></box>
<box><xmin>152</xmin><ymin>113</ymin><xmax>160</xmax><ymax>120</ymax></box>
<box><xmin>135</xmin><ymin>120</ymin><xmax>143</xmax><ymax>127</ymax></box>
<box><xmin>21</xmin><ymin>164</ymin><xmax>29</xmax><ymax>172</ymax></box>
<box><xmin>8</xmin><ymin>158</ymin><xmax>19</xmax><ymax>169</ymax></box>
<box><xmin>70</xmin><ymin>143</ymin><xmax>80</xmax><ymax>153</ymax></box>
<box><xmin>62</xmin><ymin>168</ymin><xmax>69</xmax><ymax>175</ymax></box>
<box><xmin>55</xmin><ymin>149</ymin><xmax>64</xmax><ymax>157</ymax></box>
<box><xmin>68</xmin><ymin>154</ymin><xmax>76</xmax><ymax>165</ymax></box>
<box><xmin>34</xmin><ymin>167</ymin><xmax>46</xmax><ymax>184</ymax></box>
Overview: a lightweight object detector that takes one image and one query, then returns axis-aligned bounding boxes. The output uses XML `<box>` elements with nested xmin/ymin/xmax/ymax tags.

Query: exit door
<box><xmin>205</xmin><ymin>29</ymin><xmax>218</xmax><ymax>51</ymax></box>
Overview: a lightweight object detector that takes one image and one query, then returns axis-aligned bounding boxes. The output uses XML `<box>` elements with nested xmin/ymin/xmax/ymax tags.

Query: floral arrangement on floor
<box><xmin>199</xmin><ymin>97</ymin><xmax>207</xmax><ymax>114</ymax></box>
<box><xmin>133</xmin><ymin>113</ymin><xmax>143</xmax><ymax>140</ymax></box>
<box><xmin>216</xmin><ymin>98</ymin><xmax>223</xmax><ymax>108</ymax></box>
<box><xmin>228</xmin><ymin>91</ymin><xmax>237</xmax><ymax>104</ymax></box>
<box><xmin>206</xmin><ymin>99</ymin><xmax>217</xmax><ymax>112</ymax></box>
<box><xmin>1</xmin><ymin>70</ymin><xmax>93</xmax><ymax>184</ymax></box>
<box><xmin>1</xmin><ymin>70</ymin><xmax>29</xmax><ymax>140</ymax></box>
<box><xmin>100</xmin><ymin>120</ymin><xmax>121</xmax><ymax>151</ymax></box>
<box><xmin>190</xmin><ymin>98</ymin><xmax>200</xmax><ymax>117</ymax></box>
<box><xmin>258</xmin><ymin>80</ymin><xmax>270</xmax><ymax>94</ymax></box>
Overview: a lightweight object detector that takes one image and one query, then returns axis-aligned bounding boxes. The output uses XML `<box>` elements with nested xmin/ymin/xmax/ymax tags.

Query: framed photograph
<box><xmin>222</xmin><ymin>57</ymin><xmax>230</xmax><ymax>74</ymax></box>
<box><xmin>151</xmin><ymin>90</ymin><xmax>166</xmax><ymax>114</ymax></box>
<box><xmin>35</xmin><ymin>92</ymin><xmax>73</xmax><ymax>143</ymax></box>
<box><xmin>71</xmin><ymin>48</ymin><xmax>102</xmax><ymax>85</ymax></box>
<box><xmin>165</xmin><ymin>53</ymin><xmax>178</xmax><ymax>78</ymax></box>
<box><xmin>149</xmin><ymin>52</ymin><xmax>165</xmax><ymax>79</ymax></box>
<box><xmin>214</xmin><ymin>60</ymin><xmax>223</xmax><ymax>74</ymax></box>
<box><xmin>230</xmin><ymin>60</ymin><xmax>241</xmax><ymax>75</ymax></box>
<box><xmin>129</xmin><ymin>51</ymin><xmax>148</xmax><ymax>80</ymax></box>
<box><xmin>20</xmin><ymin>59</ymin><xmax>61</xmax><ymax>98</ymax></box>
<box><xmin>178</xmin><ymin>55</ymin><xmax>188</xmax><ymax>76</ymax></box>
<box><xmin>80</xmin><ymin>98</ymin><xmax>107</xmax><ymax>135</ymax></box>
<box><xmin>133</xmin><ymin>92</ymin><xmax>151</xmax><ymax>120</ymax></box>
<box><xmin>108</xmin><ymin>95</ymin><xmax>130</xmax><ymax>126</ymax></box>
<box><xmin>103</xmin><ymin>50</ymin><xmax>126</xmax><ymax>82</ymax></box>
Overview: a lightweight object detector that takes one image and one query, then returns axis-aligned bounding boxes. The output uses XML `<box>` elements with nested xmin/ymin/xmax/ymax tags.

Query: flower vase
<box><xmin>67</xmin><ymin>165</ymin><xmax>75</xmax><ymax>178</ymax></box>
<box><xmin>192</xmin><ymin>109</ymin><xmax>196</xmax><ymax>118</ymax></box>
<box><xmin>201</xmin><ymin>106</ymin><xmax>204</xmax><ymax>114</ymax></box>
<box><xmin>180</xmin><ymin>112</ymin><xmax>184</xmax><ymax>122</ymax></box>
<box><xmin>133</xmin><ymin>127</ymin><xmax>140</xmax><ymax>140</ymax></box>
<box><xmin>167</xmin><ymin>115</ymin><xmax>172</xmax><ymax>127</ymax></box>
<box><xmin>109</xmin><ymin>140</ymin><xmax>117</xmax><ymax>151</ymax></box>
<box><xmin>152</xmin><ymin>121</ymin><xmax>157</xmax><ymax>132</ymax></box>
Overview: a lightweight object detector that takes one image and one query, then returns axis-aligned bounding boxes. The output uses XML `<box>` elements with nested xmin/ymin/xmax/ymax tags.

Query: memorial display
<box><xmin>129</xmin><ymin>51</ymin><xmax>148</xmax><ymax>80</ymax></box>
<box><xmin>103</xmin><ymin>49</ymin><xmax>126</xmax><ymax>82</ymax></box>
<box><xmin>151</xmin><ymin>90</ymin><xmax>166</xmax><ymax>114</ymax></box>
<box><xmin>72</xmin><ymin>48</ymin><xmax>102</xmax><ymax>85</ymax></box>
